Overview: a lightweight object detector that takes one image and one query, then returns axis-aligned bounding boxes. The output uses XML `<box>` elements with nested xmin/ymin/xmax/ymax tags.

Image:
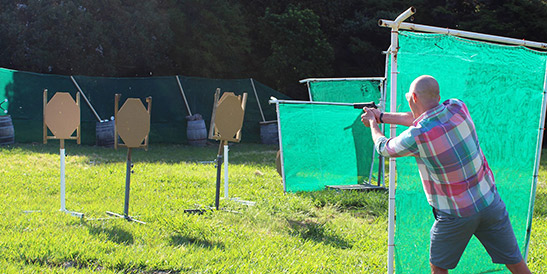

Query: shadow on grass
<box><xmin>297</xmin><ymin>189</ymin><xmax>388</xmax><ymax>217</ymax></box>
<box><xmin>534</xmin><ymin>189</ymin><xmax>547</xmax><ymax>218</ymax></box>
<box><xmin>86</xmin><ymin>224</ymin><xmax>134</xmax><ymax>245</ymax></box>
<box><xmin>169</xmin><ymin>234</ymin><xmax>225</xmax><ymax>250</ymax></box>
<box><xmin>286</xmin><ymin>219</ymin><xmax>352</xmax><ymax>249</ymax></box>
<box><xmin>2</xmin><ymin>142</ymin><xmax>278</xmax><ymax>166</ymax></box>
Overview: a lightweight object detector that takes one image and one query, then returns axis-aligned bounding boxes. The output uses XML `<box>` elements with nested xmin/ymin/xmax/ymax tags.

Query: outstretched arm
<box><xmin>363</xmin><ymin>107</ymin><xmax>414</xmax><ymax>127</ymax></box>
<box><xmin>361</xmin><ymin>110</ymin><xmax>384</xmax><ymax>143</ymax></box>
<box><xmin>380</xmin><ymin>112</ymin><xmax>414</xmax><ymax>127</ymax></box>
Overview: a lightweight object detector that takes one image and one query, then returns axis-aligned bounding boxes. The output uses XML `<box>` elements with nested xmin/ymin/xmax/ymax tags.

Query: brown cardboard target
<box><xmin>44</xmin><ymin>92</ymin><xmax>80</xmax><ymax>139</ymax></box>
<box><xmin>116</xmin><ymin>98</ymin><xmax>150</xmax><ymax>148</ymax></box>
<box><xmin>214</xmin><ymin>93</ymin><xmax>244</xmax><ymax>139</ymax></box>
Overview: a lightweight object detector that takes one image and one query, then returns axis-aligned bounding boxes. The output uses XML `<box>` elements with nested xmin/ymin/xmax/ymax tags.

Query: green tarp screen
<box><xmin>0</xmin><ymin>68</ymin><xmax>288</xmax><ymax>144</ymax></box>
<box><xmin>392</xmin><ymin>31</ymin><xmax>545</xmax><ymax>273</ymax></box>
<box><xmin>308</xmin><ymin>79</ymin><xmax>382</xmax><ymax>103</ymax></box>
<box><xmin>278</xmin><ymin>103</ymin><xmax>376</xmax><ymax>192</ymax></box>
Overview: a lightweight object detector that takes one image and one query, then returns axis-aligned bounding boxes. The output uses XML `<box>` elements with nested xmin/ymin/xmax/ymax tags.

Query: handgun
<box><xmin>353</xmin><ymin>102</ymin><xmax>378</xmax><ymax>109</ymax></box>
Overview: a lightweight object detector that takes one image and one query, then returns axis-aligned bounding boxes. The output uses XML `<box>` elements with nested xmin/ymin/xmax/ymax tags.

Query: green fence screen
<box><xmin>392</xmin><ymin>31</ymin><xmax>545</xmax><ymax>273</ymax></box>
<box><xmin>278</xmin><ymin>103</ymin><xmax>376</xmax><ymax>192</ymax></box>
<box><xmin>277</xmin><ymin>78</ymin><xmax>384</xmax><ymax>192</ymax></box>
<box><xmin>0</xmin><ymin>68</ymin><xmax>288</xmax><ymax>144</ymax></box>
<box><xmin>308</xmin><ymin>79</ymin><xmax>383</xmax><ymax>103</ymax></box>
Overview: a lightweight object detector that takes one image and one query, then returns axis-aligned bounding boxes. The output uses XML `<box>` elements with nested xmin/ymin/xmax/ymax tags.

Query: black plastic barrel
<box><xmin>96</xmin><ymin>120</ymin><xmax>115</xmax><ymax>147</ymax></box>
<box><xmin>0</xmin><ymin>115</ymin><xmax>14</xmax><ymax>145</ymax></box>
<box><xmin>186</xmin><ymin>114</ymin><xmax>207</xmax><ymax>147</ymax></box>
<box><xmin>260</xmin><ymin>120</ymin><xmax>278</xmax><ymax>145</ymax></box>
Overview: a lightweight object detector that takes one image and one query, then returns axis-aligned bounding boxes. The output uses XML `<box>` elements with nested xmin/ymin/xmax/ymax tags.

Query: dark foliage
<box><xmin>1</xmin><ymin>0</ymin><xmax>546</xmax><ymax>98</ymax></box>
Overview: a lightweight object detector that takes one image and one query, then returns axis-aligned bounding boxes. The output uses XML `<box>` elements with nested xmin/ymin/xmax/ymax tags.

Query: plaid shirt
<box><xmin>375</xmin><ymin>99</ymin><xmax>497</xmax><ymax>217</ymax></box>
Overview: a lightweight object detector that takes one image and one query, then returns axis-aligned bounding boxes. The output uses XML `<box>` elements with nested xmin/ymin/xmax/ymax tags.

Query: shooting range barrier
<box><xmin>381</xmin><ymin>7</ymin><xmax>546</xmax><ymax>273</ymax></box>
<box><xmin>300</xmin><ymin>77</ymin><xmax>384</xmax><ymax>103</ymax></box>
<box><xmin>0</xmin><ymin>68</ymin><xmax>288</xmax><ymax>145</ymax></box>
<box><xmin>272</xmin><ymin>97</ymin><xmax>384</xmax><ymax>192</ymax></box>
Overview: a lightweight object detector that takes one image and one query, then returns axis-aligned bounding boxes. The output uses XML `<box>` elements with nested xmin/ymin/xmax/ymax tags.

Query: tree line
<box><xmin>1</xmin><ymin>0</ymin><xmax>546</xmax><ymax>99</ymax></box>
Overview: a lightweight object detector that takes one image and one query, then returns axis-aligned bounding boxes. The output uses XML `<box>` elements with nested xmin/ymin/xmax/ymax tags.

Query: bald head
<box><xmin>409</xmin><ymin>75</ymin><xmax>440</xmax><ymax>107</ymax></box>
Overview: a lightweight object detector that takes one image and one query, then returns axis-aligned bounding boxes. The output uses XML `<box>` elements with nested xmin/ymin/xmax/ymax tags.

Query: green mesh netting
<box><xmin>392</xmin><ymin>31</ymin><xmax>545</xmax><ymax>273</ymax></box>
<box><xmin>278</xmin><ymin>103</ymin><xmax>376</xmax><ymax>192</ymax></box>
<box><xmin>0</xmin><ymin>68</ymin><xmax>288</xmax><ymax>144</ymax></box>
<box><xmin>308</xmin><ymin>79</ymin><xmax>382</xmax><ymax>103</ymax></box>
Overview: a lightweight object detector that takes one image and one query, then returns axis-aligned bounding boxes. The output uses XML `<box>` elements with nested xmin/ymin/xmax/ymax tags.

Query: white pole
<box><xmin>307</xmin><ymin>81</ymin><xmax>313</xmax><ymax>101</ymax></box>
<box><xmin>268</xmin><ymin>99</ymin><xmax>380</xmax><ymax>107</ymax></box>
<box><xmin>525</xmin><ymin>61</ymin><xmax>547</xmax><ymax>260</ymax></box>
<box><xmin>70</xmin><ymin>76</ymin><xmax>102</xmax><ymax>122</ymax></box>
<box><xmin>387</xmin><ymin>7</ymin><xmax>416</xmax><ymax>274</ymax></box>
<box><xmin>250</xmin><ymin>78</ymin><xmax>266</xmax><ymax>122</ymax></box>
<box><xmin>176</xmin><ymin>75</ymin><xmax>192</xmax><ymax>116</ymax></box>
<box><xmin>60</xmin><ymin>148</ymin><xmax>66</xmax><ymax>211</ymax></box>
<box><xmin>380</xmin><ymin>47</ymin><xmax>390</xmax><ymax>188</ymax></box>
<box><xmin>224</xmin><ymin>144</ymin><xmax>229</xmax><ymax>199</ymax></box>
<box><xmin>275</xmin><ymin>102</ymin><xmax>287</xmax><ymax>192</ymax></box>
<box><xmin>378</xmin><ymin>20</ymin><xmax>547</xmax><ymax>50</ymax></box>
<box><xmin>299</xmin><ymin>77</ymin><xmax>385</xmax><ymax>83</ymax></box>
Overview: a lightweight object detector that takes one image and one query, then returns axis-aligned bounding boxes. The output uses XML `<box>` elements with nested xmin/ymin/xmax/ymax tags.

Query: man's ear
<box><xmin>412</xmin><ymin>92</ymin><xmax>418</xmax><ymax>103</ymax></box>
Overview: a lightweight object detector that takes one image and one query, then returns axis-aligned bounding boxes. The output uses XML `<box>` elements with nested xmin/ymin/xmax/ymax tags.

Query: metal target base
<box><xmin>224</xmin><ymin>197</ymin><xmax>256</xmax><ymax>206</ymax></box>
<box><xmin>62</xmin><ymin>209</ymin><xmax>85</xmax><ymax>218</ymax></box>
<box><xmin>105</xmin><ymin>211</ymin><xmax>146</xmax><ymax>224</ymax></box>
<box><xmin>105</xmin><ymin>148</ymin><xmax>145</xmax><ymax>224</ymax></box>
<box><xmin>326</xmin><ymin>183</ymin><xmax>386</xmax><ymax>191</ymax></box>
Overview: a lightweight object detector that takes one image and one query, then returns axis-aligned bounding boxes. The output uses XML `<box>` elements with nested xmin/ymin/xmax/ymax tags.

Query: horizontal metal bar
<box><xmin>378</xmin><ymin>20</ymin><xmax>547</xmax><ymax>50</ymax></box>
<box><xmin>268</xmin><ymin>98</ymin><xmax>380</xmax><ymax>107</ymax></box>
<box><xmin>299</xmin><ymin>77</ymin><xmax>385</xmax><ymax>84</ymax></box>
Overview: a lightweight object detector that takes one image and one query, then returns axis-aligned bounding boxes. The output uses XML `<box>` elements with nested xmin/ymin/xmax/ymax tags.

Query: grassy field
<box><xmin>0</xmin><ymin>142</ymin><xmax>545</xmax><ymax>273</ymax></box>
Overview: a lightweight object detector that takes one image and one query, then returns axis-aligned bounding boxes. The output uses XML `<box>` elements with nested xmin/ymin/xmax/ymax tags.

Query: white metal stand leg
<box><xmin>222</xmin><ymin>144</ymin><xmax>255</xmax><ymax>206</ymax></box>
<box><xmin>224</xmin><ymin>144</ymin><xmax>229</xmax><ymax>199</ymax></box>
<box><xmin>59</xmin><ymin>141</ymin><xmax>84</xmax><ymax>218</ymax></box>
<box><xmin>60</xmin><ymin>148</ymin><xmax>66</xmax><ymax>211</ymax></box>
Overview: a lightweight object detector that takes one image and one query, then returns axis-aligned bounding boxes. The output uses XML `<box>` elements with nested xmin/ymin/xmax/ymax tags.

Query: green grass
<box><xmin>0</xmin><ymin>143</ymin><xmax>545</xmax><ymax>273</ymax></box>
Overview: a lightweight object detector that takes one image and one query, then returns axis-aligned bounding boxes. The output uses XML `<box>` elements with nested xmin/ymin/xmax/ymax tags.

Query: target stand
<box><xmin>43</xmin><ymin>90</ymin><xmax>84</xmax><ymax>218</ymax></box>
<box><xmin>209</xmin><ymin>89</ymin><xmax>250</xmax><ymax>209</ymax></box>
<box><xmin>105</xmin><ymin>94</ymin><xmax>151</xmax><ymax>224</ymax></box>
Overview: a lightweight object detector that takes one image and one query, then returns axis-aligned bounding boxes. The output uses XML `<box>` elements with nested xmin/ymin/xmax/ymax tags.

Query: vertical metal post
<box><xmin>274</xmin><ymin>102</ymin><xmax>287</xmax><ymax>192</ymax></box>
<box><xmin>124</xmin><ymin>148</ymin><xmax>132</xmax><ymax>217</ymax></box>
<box><xmin>387</xmin><ymin>7</ymin><xmax>416</xmax><ymax>274</ymax></box>
<box><xmin>224</xmin><ymin>144</ymin><xmax>229</xmax><ymax>199</ymax></box>
<box><xmin>525</xmin><ymin>61</ymin><xmax>547</xmax><ymax>260</ymax></box>
<box><xmin>215</xmin><ymin>141</ymin><xmax>224</xmax><ymax>210</ymax></box>
<box><xmin>60</xmin><ymin>139</ymin><xmax>66</xmax><ymax>211</ymax></box>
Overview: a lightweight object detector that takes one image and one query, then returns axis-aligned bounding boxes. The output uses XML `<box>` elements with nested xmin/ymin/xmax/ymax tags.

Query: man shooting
<box><xmin>360</xmin><ymin>75</ymin><xmax>531</xmax><ymax>273</ymax></box>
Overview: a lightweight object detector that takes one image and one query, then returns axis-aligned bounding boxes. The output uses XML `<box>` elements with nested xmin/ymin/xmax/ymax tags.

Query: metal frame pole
<box><xmin>378</xmin><ymin>21</ymin><xmax>547</xmax><ymax>50</ymax></box>
<box><xmin>306</xmin><ymin>81</ymin><xmax>313</xmax><ymax>101</ymax></box>
<box><xmin>525</xmin><ymin>61</ymin><xmax>547</xmax><ymax>260</ymax></box>
<box><xmin>124</xmin><ymin>148</ymin><xmax>132</xmax><ymax>217</ymax></box>
<box><xmin>224</xmin><ymin>144</ymin><xmax>229</xmax><ymax>199</ymax></box>
<box><xmin>215</xmin><ymin>141</ymin><xmax>224</xmax><ymax>210</ymax></box>
<box><xmin>70</xmin><ymin>76</ymin><xmax>102</xmax><ymax>122</ymax></box>
<box><xmin>176</xmin><ymin>75</ymin><xmax>192</xmax><ymax>116</ymax></box>
<box><xmin>250</xmin><ymin>78</ymin><xmax>266</xmax><ymax>122</ymax></box>
<box><xmin>299</xmin><ymin>77</ymin><xmax>385</xmax><ymax>83</ymax></box>
<box><xmin>60</xmin><ymin>140</ymin><xmax>66</xmax><ymax>211</ymax></box>
<box><xmin>274</xmin><ymin>102</ymin><xmax>287</xmax><ymax>192</ymax></box>
<box><xmin>387</xmin><ymin>7</ymin><xmax>416</xmax><ymax>274</ymax></box>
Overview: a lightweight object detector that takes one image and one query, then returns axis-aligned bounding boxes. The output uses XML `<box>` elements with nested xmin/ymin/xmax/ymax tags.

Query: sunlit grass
<box><xmin>0</xmin><ymin>143</ymin><xmax>544</xmax><ymax>272</ymax></box>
